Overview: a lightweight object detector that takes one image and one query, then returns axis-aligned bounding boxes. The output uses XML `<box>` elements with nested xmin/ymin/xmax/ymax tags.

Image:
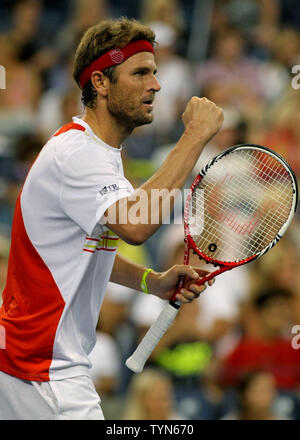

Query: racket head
<box><xmin>185</xmin><ymin>144</ymin><xmax>298</xmax><ymax>269</ymax></box>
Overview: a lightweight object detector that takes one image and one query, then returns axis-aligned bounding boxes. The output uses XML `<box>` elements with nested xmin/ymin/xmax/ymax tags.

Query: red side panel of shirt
<box><xmin>0</xmin><ymin>196</ymin><xmax>65</xmax><ymax>381</ymax></box>
<box><xmin>0</xmin><ymin>122</ymin><xmax>85</xmax><ymax>381</ymax></box>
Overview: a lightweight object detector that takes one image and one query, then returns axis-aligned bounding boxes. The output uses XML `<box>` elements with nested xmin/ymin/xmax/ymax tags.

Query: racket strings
<box><xmin>189</xmin><ymin>148</ymin><xmax>294</xmax><ymax>262</ymax></box>
<box><xmin>202</xmin><ymin>153</ymin><xmax>292</xmax><ymax>214</ymax></box>
<box><xmin>192</xmin><ymin>216</ymin><xmax>258</xmax><ymax>256</ymax></box>
<box><xmin>192</xmin><ymin>203</ymin><xmax>276</xmax><ymax>259</ymax></box>
<box><xmin>206</xmin><ymin>158</ymin><xmax>285</xmax><ymax>249</ymax></box>
<box><xmin>198</xmin><ymin>182</ymin><xmax>291</xmax><ymax>259</ymax></box>
<box><xmin>193</xmin><ymin>175</ymin><xmax>291</xmax><ymax>241</ymax></box>
<box><xmin>200</xmin><ymin>174</ymin><xmax>292</xmax><ymax>241</ymax></box>
<box><xmin>200</xmin><ymin>178</ymin><xmax>290</xmax><ymax>224</ymax></box>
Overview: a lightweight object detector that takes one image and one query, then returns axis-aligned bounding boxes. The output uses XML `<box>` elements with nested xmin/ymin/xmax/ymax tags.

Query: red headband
<box><xmin>79</xmin><ymin>39</ymin><xmax>154</xmax><ymax>89</ymax></box>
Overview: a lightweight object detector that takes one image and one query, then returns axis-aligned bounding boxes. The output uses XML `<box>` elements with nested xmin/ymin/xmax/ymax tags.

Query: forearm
<box><xmin>141</xmin><ymin>129</ymin><xmax>206</xmax><ymax>192</ymax></box>
<box><xmin>135</xmin><ymin>131</ymin><xmax>206</xmax><ymax>226</ymax></box>
<box><xmin>110</xmin><ymin>253</ymin><xmax>159</xmax><ymax>292</ymax></box>
<box><xmin>110</xmin><ymin>254</ymin><xmax>213</xmax><ymax>305</ymax></box>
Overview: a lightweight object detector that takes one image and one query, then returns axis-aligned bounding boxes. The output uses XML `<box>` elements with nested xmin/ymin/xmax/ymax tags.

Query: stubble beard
<box><xmin>107</xmin><ymin>96</ymin><xmax>153</xmax><ymax>133</ymax></box>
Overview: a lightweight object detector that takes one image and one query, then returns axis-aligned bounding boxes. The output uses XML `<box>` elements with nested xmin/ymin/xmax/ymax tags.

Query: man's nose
<box><xmin>149</xmin><ymin>75</ymin><xmax>161</xmax><ymax>92</ymax></box>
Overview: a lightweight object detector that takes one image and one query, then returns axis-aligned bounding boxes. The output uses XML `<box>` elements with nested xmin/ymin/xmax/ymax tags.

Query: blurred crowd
<box><xmin>1</xmin><ymin>0</ymin><xmax>300</xmax><ymax>420</ymax></box>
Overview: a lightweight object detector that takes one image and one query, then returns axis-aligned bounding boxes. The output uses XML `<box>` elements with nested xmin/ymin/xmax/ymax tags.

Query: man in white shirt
<box><xmin>0</xmin><ymin>18</ymin><xmax>223</xmax><ymax>419</ymax></box>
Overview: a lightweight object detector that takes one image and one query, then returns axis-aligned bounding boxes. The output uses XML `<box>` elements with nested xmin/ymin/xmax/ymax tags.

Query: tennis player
<box><xmin>0</xmin><ymin>18</ymin><xmax>223</xmax><ymax>420</ymax></box>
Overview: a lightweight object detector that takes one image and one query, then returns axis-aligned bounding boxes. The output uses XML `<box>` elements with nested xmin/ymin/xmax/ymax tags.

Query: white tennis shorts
<box><xmin>0</xmin><ymin>370</ymin><xmax>104</xmax><ymax>420</ymax></box>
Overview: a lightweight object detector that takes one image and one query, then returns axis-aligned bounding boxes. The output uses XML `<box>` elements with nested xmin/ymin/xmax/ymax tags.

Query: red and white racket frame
<box><xmin>125</xmin><ymin>144</ymin><xmax>298</xmax><ymax>373</ymax></box>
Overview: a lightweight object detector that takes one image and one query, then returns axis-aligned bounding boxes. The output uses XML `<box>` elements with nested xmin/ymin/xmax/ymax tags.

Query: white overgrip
<box><xmin>125</xmin><ymin>302</ymin><xmax>179</xmax><ymax>373</ymax></box>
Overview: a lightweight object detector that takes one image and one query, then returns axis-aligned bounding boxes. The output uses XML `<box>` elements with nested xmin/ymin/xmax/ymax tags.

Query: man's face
<box><xmin>106</xmin><ymin>52</ymin><xmax>161</xmax><ymax>130</ymax></box>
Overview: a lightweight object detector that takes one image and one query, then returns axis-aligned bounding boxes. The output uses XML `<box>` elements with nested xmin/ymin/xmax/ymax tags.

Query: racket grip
<box><xmin>125</xmin><ymin>302</ymin><xmax>179</xmax><ymax>373</ymax></box>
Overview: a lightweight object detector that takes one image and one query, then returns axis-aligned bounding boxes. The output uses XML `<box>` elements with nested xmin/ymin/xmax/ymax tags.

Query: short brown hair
<box><xmin>73</xmin><ymin>18</ymin><xmax>156</xmax><ymax>109</ymax></box>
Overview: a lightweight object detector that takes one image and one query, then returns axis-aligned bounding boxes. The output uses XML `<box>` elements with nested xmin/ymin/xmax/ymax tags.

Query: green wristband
<box><xmin>140</xmin><ymin>268</ymin><xmax>153</xmax><ymax>294</ymax></box>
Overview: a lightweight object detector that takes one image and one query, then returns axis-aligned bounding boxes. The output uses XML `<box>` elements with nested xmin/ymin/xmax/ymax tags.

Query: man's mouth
<box><xmin>142</xmin><ymin>98</ymin><xmax>154</xmax><ymax>110</ymax></box>
<box><xmin>142</xmin><ymin>97</ymin><xmax>154</xmax><ymax>106</ymax></box>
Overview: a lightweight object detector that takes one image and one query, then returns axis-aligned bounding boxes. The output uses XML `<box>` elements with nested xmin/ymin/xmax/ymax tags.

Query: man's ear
<box><xmin>91</xmin><ymin>71</ymin><xmax>110</xmax><ymax>97</ymax></box>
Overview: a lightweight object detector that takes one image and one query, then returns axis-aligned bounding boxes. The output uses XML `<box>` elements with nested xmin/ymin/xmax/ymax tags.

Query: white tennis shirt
<box><xmin>0</xmin><ymin>117</ymin><xmax>134</xmax><ymax>381</ymax></box>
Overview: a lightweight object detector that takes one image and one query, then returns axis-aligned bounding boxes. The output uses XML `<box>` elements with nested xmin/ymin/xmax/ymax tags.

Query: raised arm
<box><xmin>104</xmin><ymin>97</ymin><xmax>223</xmax><ymax>244</ymax></box>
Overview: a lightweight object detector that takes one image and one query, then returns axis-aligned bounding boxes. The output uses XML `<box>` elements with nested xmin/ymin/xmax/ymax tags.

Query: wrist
<box><xmin>181</xmin><ymin>124</ymin><xmax>209</xmax><ymax>149</ymax></box>
<box><xmin>141</xmin><ymin>268</ymin><xmax>160</xmax><ymax>295</ymax></box>
<box><xmin>140</xmin><ymin>268</ymin><xmax>153</xmax><ymax>294</ymax></box>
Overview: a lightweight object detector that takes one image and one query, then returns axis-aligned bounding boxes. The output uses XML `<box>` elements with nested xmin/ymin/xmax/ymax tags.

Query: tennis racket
<box><xmin>126</xmin><ymin>144</ymin><xmax>298</xmax><ymax>373</ymax></box>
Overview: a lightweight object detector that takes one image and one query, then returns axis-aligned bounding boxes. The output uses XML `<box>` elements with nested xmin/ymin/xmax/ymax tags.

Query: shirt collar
<box><xmin>72</xmin><ymin>116</ymin><xmax>123</xmax><ymax>153</ymax></box>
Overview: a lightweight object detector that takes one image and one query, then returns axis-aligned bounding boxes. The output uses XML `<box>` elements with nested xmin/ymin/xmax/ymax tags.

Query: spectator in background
<box><xmin>7</xmin><ymin>0</ymin><xmax>42</xmax><ymax>61</ymax></box>
<box><xmin>255</xmin><ymin>32</ymin><xmax>290</xmax><ymax>105</ymax></box>
<box><xmin>257</xmin><ymin>87</ymin><xmax>300</xmax><ymax>177</ymax></box>
<box><xmin>0</xmin><ymin>34</ymin><xmax>41</xmax><ymax>138</ymax></box>
<box><xmin>122</xmin><ymin>368</ymin><xmax>185</xmax><ymax>420</ymax></box>
<box><xmin>244</xmin><ymin>237</ymin><xmax>300</xmax><ymax>338</ymax></box>
<box><xmin>221</xmin><ymin>370</ymin><xmax>286</xmax><ymax>420</ymax></box>
<box><xmin>211</xmin><ymin>0</ymin><xmax>280</xmax><ymax>42</ymax></box>
<box><xmin>195</xmin><ymin>28</ymin><xmax>265</xmax><ymax>122</ymax></box>
<box><xmin>219</xmin><ymin>287</ymin><xmax>300</xmax><ymax>391</ymax></box>
<box><xmin>6</xmin><ymin>0</ymin><xmax>58</xmax><ymax>86</ymax></box>
<box><xmin>271</xmin><ymin>27</ymin><xmax>300</xmax><ymax>72</ymax></box>
<box><xmin>54</xmin><ymin>0</ymin><xmax>109</xmax><ymax>60</ymax></box>
<box><xmin>249</xmin><ymin>238</ymin><xmax>300</xmax><ymax>302</ymax></box>
<box><xmin>141</xmin><ymin>0</ymin><xmax>185</xmax><ymax>35</ymax></box>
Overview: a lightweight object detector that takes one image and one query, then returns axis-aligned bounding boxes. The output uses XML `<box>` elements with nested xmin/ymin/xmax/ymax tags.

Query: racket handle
<box><xmin>125</xmin><ymin>302</ymin><xmax>179</xmax><ymax>373</ymax></box>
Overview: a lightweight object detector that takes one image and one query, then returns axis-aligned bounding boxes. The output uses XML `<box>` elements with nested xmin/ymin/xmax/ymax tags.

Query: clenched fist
<box><xmin>182</xmin><ymin>96</ymin><xmax>224</xmax><ymax>146</ymax></box>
